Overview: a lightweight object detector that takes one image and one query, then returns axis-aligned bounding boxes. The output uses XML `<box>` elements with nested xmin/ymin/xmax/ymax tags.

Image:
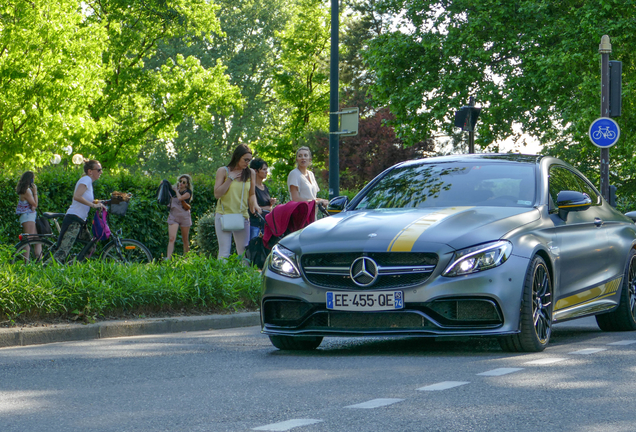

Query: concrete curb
<box><xmin>0</xmin><ymin>312</ymin><xmax>261</xmax><ymax>349</ymax></box>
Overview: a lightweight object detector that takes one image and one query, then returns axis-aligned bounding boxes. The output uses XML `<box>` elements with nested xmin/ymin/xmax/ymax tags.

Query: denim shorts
<box><xmin>19</xmin><ymin>212</ymin><xmax>36</xmax><ymax>224</ymax></box>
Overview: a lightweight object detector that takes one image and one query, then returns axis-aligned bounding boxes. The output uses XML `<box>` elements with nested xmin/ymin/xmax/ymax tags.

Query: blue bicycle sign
<box><xmin>589</xmin><ymin>118</ymin><xmax>620</xmax><ymax>148</ymax></box>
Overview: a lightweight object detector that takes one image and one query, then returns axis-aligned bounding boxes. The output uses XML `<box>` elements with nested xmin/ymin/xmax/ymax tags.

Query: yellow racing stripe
<box><xmin>387</xmin><ymin>207</ymin><xmax>473</xmax><ymax>252</ymax></box>
<box><xmin>554</xmin><ymin>277</ymin><xmax>623</xmax><ymax>311</ymax></box>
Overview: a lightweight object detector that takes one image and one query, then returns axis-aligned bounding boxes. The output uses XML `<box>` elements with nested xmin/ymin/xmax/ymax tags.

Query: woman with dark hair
<box><xmin>214</xmin><ymin>144</ymin><xmax>257</xmax><ymax>259</ymax></box>
<box><xmin>54</xmin><ymin>160</ymin><xmax>106</xmax><ymax>263</ymax></box>
<box><xmin>15</xmin><ymin>171</ymin><xmax>40</xmax><ymax>257</ymax></box>
<box><xmin>248</xmin><ymin>158</ymin><xmax>277</xmax><ymax>240</ymax></box>
<box><xmin>166</xmin><ymin>174</ymin><xmax>193</xmax><ymax>259</ymax></box>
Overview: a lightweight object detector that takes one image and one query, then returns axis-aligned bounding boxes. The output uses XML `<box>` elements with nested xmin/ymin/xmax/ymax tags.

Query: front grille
<box><xmin>301</xmin><ymin>252</ymin><xmax>438</xmax><ymax>289</ymax></box>
<box><xmin>303</xmin><ymin>311</ymin><xmax>428</xmax><ymax>330</ymax></box>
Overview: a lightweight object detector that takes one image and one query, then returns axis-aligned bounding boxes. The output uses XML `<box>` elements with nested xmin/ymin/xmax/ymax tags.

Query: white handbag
<box><xmin>219</xmin><ymin>170</ymin><xmax>246</xmax><ymax>232</ymax></box>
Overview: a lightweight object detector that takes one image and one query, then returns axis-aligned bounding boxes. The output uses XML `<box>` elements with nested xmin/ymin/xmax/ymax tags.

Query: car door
<box><xmin>548</xmin><ymin>165</ymin><xmax>611</xmax><ymax>303</ymax></box>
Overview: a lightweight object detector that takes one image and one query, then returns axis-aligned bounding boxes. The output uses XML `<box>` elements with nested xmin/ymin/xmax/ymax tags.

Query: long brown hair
<box><xmin>178</xmin><ymin>174</ymin><xmax>193</xmax><ymax>202</ymax></box>
<box><xmin>227</xmin><ymin>144</ymin><xmax>252</xmax><ymax>182</ymax></box>
<box><xmin>16</xmin><ymin>171</ymin><xmax>34</xmax><ymax>195</ymax></box>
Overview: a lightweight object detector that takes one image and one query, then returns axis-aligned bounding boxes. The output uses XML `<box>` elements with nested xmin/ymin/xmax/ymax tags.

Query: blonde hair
<box><xmin>296</xmin><ymin>146</ymin><xmax>312</xmax><ymax>158</ymax></box>
<box><xmin>178</xmin><ymin>174</ymin><xmax>193</xmax><ymax>202</ymax></box>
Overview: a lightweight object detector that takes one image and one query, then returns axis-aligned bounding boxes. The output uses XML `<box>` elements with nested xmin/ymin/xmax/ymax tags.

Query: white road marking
<box><xmin>417</xmin><ymin>381</ymin><xmax>470</xmax><ymax>391</ymax></box>
<box><xmin>477</xmin><ymin>368</ymin><xmax>524</xmax><ymax>376</ymax></box>
<box><xmin>252</xmin><ymin>419</ymin><xmax>323</xmax><ymax>431</ymax></box>
<box><xmin>345</xmin><ymin>398</ymin><xmax>404</xmax><ymax>409</ymax></box>
<box><xmin>524</xmin><ymin>358</ymin><xmax>567</xmax><ymax>365</ymax></box>
<box><xmin>608</xmin><ymin>340</ymin><xmax>636</xmax><ymax>346</ymax></box>
<box><xmin>569</xmin><ymin>348</ymin><xmax>607</xmax><ymax>355</ymax></box>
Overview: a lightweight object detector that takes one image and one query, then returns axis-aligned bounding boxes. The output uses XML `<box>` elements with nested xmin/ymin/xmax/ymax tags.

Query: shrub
<box><xmin>195</xmin><ymin>212</ymin><xmax>219</xmax><ymax>257</ymax></box>
<box><xmin>0</xmin><ymin>251</ymin><xmax>262</xmax><ymax>324</ymax></box>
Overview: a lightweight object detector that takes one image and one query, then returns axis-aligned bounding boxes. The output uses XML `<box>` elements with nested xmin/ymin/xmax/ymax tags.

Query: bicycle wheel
<box><xmin>11</xmin><ymin>239</ymin><xmax>55</xmax><ymax>265</ymax></box>
<box><xmin>101</xmin><ymin>239</ymin><xmax>153</xmax><ymax>264</ymax></box>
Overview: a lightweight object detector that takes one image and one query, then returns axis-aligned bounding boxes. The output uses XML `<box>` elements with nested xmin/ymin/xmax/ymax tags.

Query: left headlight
<box><xmin>269</xmin><ymin>244</ymin><xmax>301</xmax><ymax>278</ymax></box>
<box><xmin>443</xmin><ymin>240</ymin><xmax>512</xmax><ymax>277</ymax></box>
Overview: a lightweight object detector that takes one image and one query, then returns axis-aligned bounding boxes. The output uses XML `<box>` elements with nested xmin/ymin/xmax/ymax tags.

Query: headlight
<box><xmin>269</xmin><ymin>244</ymin><xmax>301</xmax><ymax>278</ymax></box>
<box><xmin>443</xmin><ymin>240</ymin><xmax>512</xmax><ymax>277</ymax></box>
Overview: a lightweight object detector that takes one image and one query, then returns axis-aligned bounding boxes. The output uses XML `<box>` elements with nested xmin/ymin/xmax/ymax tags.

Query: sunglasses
<box><xmin>93</xmin><ymin>168</ymin><xmax>103</xmax><ymax>172</ymax></box>
<box><xmin>179</xmin><ymin>180</ymin><xmax>188</xmax><ymax>184</ymax></box>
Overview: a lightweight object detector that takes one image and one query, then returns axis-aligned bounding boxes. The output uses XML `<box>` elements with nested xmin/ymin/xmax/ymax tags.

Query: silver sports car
<box><xmin>260</xmin><ymin>154</ymin><xmax>636</xmax><ymax>352</ymax></box>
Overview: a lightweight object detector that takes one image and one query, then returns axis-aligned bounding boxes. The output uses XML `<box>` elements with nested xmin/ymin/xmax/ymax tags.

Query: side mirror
<box><xmin>624</xmin><ymin>211</ymin><xmax>636</xmax><ymax>223</ymax></box>
<box><xmin>556</xmin><ymin>190</ymin><xmax>591</xmax><ymax>220</ymax></box>
<box><xmin>327</xmin><ymin>196</ymin><xmax>349</xmax><ymax>215</ymax></box>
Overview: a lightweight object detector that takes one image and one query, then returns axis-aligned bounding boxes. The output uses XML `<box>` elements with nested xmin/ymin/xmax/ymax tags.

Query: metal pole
<box><xmin>328</xmin><ymin>0</ymin><xmax>339</xmax><ymax>199</ymax></box>
<box><xmin>599</xmin><ymin>35</ymin><xmax>611</xmax><ymax>201</ymax></box>
<box><xmin>468</xmin><ymin>96</ymin><xmax>475</xmax><ymax>154</ymax></box>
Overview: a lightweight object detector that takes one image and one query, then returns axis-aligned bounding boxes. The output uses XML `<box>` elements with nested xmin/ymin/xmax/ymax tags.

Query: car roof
<box><xmin>397</xmin><ymin>153</ymin><xmax>544</xmax><ymax>168</ymax></box>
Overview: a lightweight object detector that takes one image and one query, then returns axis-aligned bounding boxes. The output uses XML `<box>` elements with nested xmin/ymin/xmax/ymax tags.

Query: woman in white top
<box><xmin>54</xmin><ymin>160</ymin><xmax>106</xmax><ymax>263</ymax></box>
<box><xmin>287</xmin><ymin>147</ymin><xmax>329</xmax><ymax>207</ymax></box>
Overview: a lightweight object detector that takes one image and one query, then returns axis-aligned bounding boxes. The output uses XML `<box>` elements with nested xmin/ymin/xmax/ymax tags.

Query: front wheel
<box><xmin>596</xmin><ymin>249</ymin><xmax>636</xmax><ymax>331</ymax></box>
<box><xmin>101</xmin><ymin>239</ymin><xmax>153</xmax><ymax>264</ymax></box>
<box><xmin>269</xmin><ymin>335</ymin><xmax>323</xmax><ymax>351</ymax></box>
<box><xmin>500</xmin><ymin>255</ymin><xmax>553</xmax><ymax>352</ymax></box>
<box><xmin>11</xmin><ymin>239</ymin><xmax>55</xmax><ymax>265</ymax></box>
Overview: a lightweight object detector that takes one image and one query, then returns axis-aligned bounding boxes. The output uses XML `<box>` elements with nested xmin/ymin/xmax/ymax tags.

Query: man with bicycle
<box><xmin>54</xmin><ymin>160</ymin><xmax>106</xmax><ymax>263</ymax></box>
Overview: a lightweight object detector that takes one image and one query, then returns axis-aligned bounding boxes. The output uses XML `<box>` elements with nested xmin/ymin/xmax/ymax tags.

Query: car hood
<box><xmin>284</xmin><ymin>206</ymin><xmax>540</xmax><ymax>254</ymax></box>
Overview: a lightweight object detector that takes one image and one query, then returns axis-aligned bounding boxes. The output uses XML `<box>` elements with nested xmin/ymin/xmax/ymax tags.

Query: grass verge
<box><xmin>0</xmin><ymin>245</ymin><xmax>262</xmax><ymax>327</ymax></box>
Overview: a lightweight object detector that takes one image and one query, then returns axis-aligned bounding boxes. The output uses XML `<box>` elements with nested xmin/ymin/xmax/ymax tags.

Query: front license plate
<box><xmin>326</xmin><ymin>291</ymin><xmax>404</xmax><ymax>311</ymax></box>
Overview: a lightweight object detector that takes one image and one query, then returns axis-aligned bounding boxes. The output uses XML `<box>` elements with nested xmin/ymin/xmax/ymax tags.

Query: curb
<box><xmin>0</xmin><ymin>312</ymin><xmax>261</xmax><ymax>349</ymax></box>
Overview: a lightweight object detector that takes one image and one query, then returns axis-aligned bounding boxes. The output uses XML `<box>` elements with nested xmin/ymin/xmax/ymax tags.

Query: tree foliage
<box><xmin>0</xmin><ymin>0</ymin><xmax>241</xmax><ymax>170</ymax></box>
<box><xmin>365</xmin><ymin>0</ymin><xmax>636</xmax><ymax>193</ymax></box>
<box><xmin>139</xmin><ymin>0</ymin><xmax>292</xmax><ymax>175</ymax></box>
<box><xmin>0</xmin><ymin>0</ymin><xmax>105</xmax><ymax>168</ymax></box>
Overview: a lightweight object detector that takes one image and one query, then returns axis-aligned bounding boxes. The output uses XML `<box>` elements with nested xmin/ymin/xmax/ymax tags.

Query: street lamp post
<box><xmin>328</xmin><ymin>0</ymin><xmax>339</xmax><ymax>199</ymax></box>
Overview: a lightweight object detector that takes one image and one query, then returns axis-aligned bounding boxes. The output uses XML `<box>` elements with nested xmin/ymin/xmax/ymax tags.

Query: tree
<box><xmin>257</xmin><ymin>0</ymin><xmax>332</xmax><ymax>175</ymax></box>
<box><xmin>0</xmin><ymin>0</ymin><xmax>241</xmax><ymax>171</ymax></box>
<box><xmin>139</xmin><ymin>0</ymin><xmax>292</xmax><ymax>175</ymax></box>
<box><xmin>364</xmin><ymin>0</ymin><xmax>636</xmax><ymax>194</ymax></box>
<box><xmin>0</xmin><ymin>0</ymin><xmax>105</xmax><ymax>169</ymax></box>
<box><xmin>84</xmin><ymin>0</ymin><xmax>241</xmax><ymax>167</ymax></box>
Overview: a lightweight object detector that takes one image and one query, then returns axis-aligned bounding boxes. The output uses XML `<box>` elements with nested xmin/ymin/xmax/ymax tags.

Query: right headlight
<box><xmin>443</xmin><ymin>240</ymin><xmax>513</xmax><ymax>277</ymax></box>
<box><xmin>269</xmin><ymin>244</ymin><xmax>301</xmax><ymax>278</ymax></box>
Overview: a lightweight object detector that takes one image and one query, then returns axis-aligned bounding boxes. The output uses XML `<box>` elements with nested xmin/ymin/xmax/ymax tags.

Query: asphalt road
<box><xmin>1</xmin><ymin>316</ymin><xmax>635</xmax><ymax>432</ymax></box>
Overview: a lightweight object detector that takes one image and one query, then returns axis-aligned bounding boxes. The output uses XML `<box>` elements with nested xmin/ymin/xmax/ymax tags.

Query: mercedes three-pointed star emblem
<box><xmin>350</xmin><ymin>257</ymin><xmax>379</xmax><ymax>287</ymax></box>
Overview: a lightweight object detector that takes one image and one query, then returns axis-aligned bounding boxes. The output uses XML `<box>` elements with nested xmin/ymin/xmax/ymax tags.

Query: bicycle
<box><xmin>11</xmin><ymin>200</ymin><xmax>153</xmax><ymax>265</ymax></box>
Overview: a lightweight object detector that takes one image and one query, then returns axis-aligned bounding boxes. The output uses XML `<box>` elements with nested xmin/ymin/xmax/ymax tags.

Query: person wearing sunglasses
<box><xmin>54</xmin><ymin>159</ymin><xmax>106</xmax><ymax>263</ymax></box>
<box><xmin>166</xmin><ymin>174</ymin><xmax>193</xmax><ymax>259</ymax></box>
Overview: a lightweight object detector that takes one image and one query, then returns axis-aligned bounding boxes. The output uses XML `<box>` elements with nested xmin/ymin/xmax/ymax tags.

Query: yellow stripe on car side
<box><xmin>554</xmin><ymin>277</ymin><xmax>623</xmax><ymax>311</ymax></box>
<box><xmin>387</xmin><ymin>207</ymin><xmax>473</xmax><ymax>252</ymax></box>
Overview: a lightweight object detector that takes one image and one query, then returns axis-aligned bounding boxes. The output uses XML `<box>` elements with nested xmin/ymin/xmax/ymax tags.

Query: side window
<box><xmin>548</xmin><ymin>166</ymin><xmax>599</xmax><ymax>207</ymax></box>
<box><xmin>574</xmin><ymin>176</ymin><xmax>600</xmax><ymax>205</ymax></box>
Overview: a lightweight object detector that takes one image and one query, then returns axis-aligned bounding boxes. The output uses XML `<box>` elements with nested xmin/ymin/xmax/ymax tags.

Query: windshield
<box><xmin>354</xmin><ymin>162</ymin><xmax>536</xmax><ymax>210</ymax></box>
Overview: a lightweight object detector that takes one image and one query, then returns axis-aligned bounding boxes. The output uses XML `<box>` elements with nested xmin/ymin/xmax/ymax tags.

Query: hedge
<box><xmin>1</xmin><ymin>166</ymin><xmax>296</xmax><ymax>259</ymax></box>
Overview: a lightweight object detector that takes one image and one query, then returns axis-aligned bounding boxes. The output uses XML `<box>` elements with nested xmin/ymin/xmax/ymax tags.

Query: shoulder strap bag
<box><xmin>219</xmin><ymin>168</ymin><xmax>246</xmax><ymax>231</ymax></box>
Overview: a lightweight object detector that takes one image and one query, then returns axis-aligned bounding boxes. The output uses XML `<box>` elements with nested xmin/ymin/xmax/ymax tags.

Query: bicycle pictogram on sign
<box><xmin>589</xmin><ymin>118</ymin><xmax>620</xmax><ymax>148</ymax></box>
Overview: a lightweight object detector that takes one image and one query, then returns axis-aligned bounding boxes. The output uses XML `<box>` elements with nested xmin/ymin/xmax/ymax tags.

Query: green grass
<box><xmin>0</xmin><ymin>245</ymin><xmax>262</xmax><ymax>325</ymax></box>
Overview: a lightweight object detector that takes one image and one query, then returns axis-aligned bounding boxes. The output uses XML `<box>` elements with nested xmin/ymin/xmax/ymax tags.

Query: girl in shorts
<box><xmin>166</xmin><ymin>174</ymin><xmax>193</xmax><ymax>259</ymax></box>
<box><xmin>15</xmin><ymin>171</ymin><xmax>40</xmax><ymax>258</ymax></box>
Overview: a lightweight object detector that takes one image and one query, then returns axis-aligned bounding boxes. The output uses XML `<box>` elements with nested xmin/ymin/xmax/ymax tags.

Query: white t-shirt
<box><xmin>287</xmin><ymin>168</ymin><xmax>320</xmax><ymax>201</ymax></box>
<box><xmin>66</xmin><ymin>175</ymin><xmax>94</xmax><ymax>221</ymax></box>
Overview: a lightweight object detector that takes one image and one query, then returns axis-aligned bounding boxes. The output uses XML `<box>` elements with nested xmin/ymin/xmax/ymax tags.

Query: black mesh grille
<box><xmin>302</xmin><ymin>252</ymin><xmax>438</xmax><ymax>268</ymax></box>
<box><xmin>263</xmin><ymin>299</ymin><xmax>313</xmax><ymax>326</ymax></box>
<box><xmin>301</xmin><ymin>252</ymin><xmax>438</xmax><ymax>289</ymax></box>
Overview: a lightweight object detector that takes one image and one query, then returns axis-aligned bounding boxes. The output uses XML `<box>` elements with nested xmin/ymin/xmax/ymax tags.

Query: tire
<box><xmin>269</xmin><ymin>335</ymin><xmax>323</xmax><ymax>351</ymax></box>
<box><xmin>596</xmin><ymin>249</ymin><xmax>636</xmax><ymax>331</ymax></box>
<box><xmin>11</xmin><ymin>239</ymin><xmax>55</xmax><ymax>265</ymax></box>
<box><xmin>499</xmin><ymin>255</ymin><xmax>553</xmax><ymax>352</ymax></box>
<box><xmin>101</xmin><ymin>239</ymin><xmax>153</xmax><ymax>264</ymax></box>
